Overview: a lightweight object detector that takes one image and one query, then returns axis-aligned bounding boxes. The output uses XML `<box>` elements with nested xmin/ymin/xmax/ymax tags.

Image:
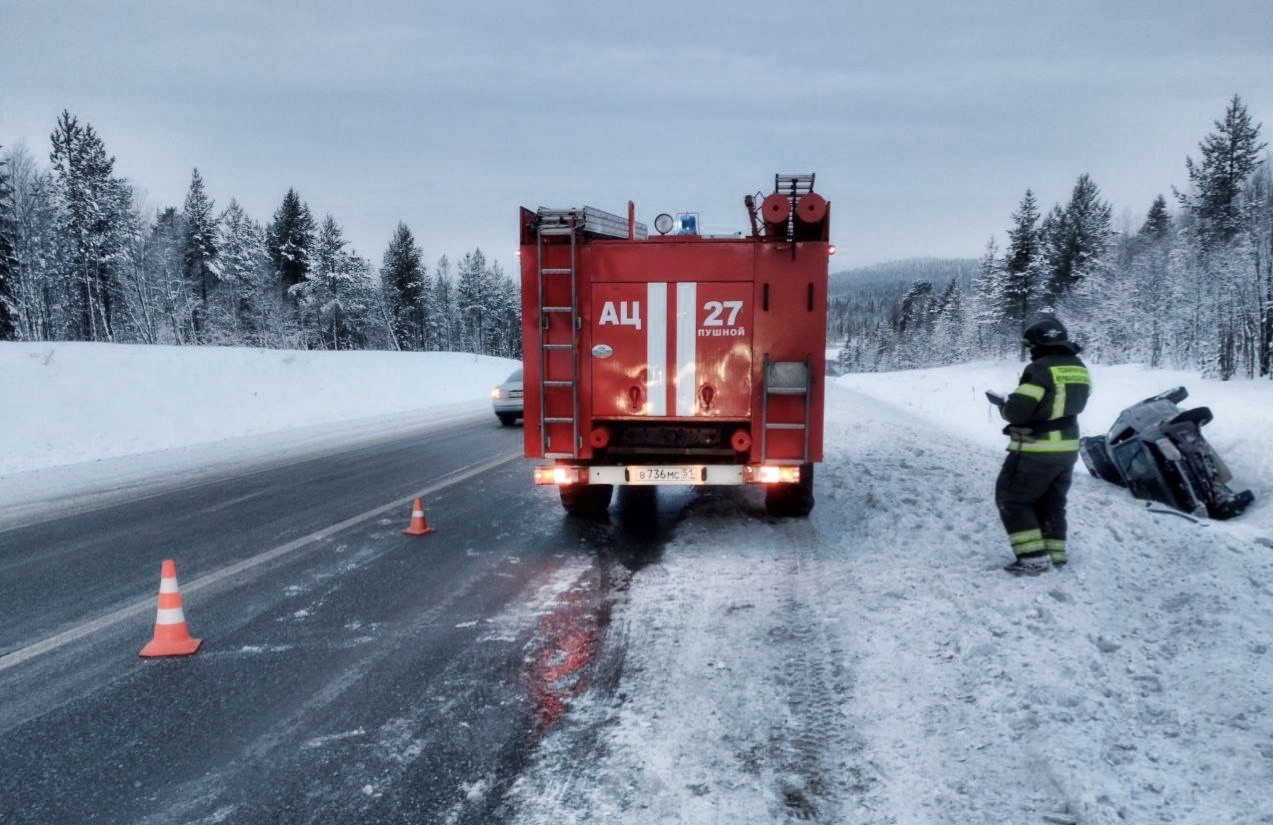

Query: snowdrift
<box><xmin>2</xmin><ymin>342</ymin><xmax>518</xmax><ymax>476</ymax></box>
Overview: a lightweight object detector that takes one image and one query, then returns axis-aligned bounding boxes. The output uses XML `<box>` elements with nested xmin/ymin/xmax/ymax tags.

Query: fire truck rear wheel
<box><xmin>765</xmin><ymin>463</ymin><xmax>814</xmax><ymax>518</ymax></box>
<box><xmin>560</xmin><ymin>484</ymin><xmax>614</xmax><ymax>516</ymax></box>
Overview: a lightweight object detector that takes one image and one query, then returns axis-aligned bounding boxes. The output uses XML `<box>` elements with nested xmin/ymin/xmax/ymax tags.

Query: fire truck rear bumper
<box><xmin>533</xmin><ymin>464</ymin><xmax>802</xmax><ymax>486</ymax></box>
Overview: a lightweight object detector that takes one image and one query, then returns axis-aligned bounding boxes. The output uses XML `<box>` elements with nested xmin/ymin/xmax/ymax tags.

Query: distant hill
<box><xmin>829</xmin><ymin>257</ymin><xmax>978</xmax><ymax>297</ymax></box>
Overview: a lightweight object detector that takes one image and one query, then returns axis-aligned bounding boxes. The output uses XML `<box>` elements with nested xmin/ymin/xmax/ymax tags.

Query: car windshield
<box><xmin>507</xmin><ymin>369</ymin><xmax>522</xmax><ymax>382</ymax></box>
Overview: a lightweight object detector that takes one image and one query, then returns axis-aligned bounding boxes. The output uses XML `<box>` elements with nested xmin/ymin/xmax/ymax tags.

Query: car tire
<box><xmin>496</xmin><ymin>413</ymin><xmax>517</xmax><ymax>426</ymax></box>
<box><xmin>1079</xmin><ymin>436</ymin><xmax>1123</xmax><ymax>485</ymax></box>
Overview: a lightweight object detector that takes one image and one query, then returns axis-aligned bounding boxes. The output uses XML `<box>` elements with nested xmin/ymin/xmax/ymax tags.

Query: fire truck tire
<box><xmin>765</xmin><ymin>463</ymin><xmax>814</xmax><ymax>518</ymax></box>
<box><xmin>560</xmin><ymin>484</ymin><xmax>614</xmax><ymax>516</ymax></box>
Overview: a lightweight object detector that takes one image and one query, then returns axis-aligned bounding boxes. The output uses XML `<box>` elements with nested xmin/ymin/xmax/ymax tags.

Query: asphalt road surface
<box><xmin>0</xmin><ymin>415</ymin><xmax>676</xmax><ymax>824</ymax></box>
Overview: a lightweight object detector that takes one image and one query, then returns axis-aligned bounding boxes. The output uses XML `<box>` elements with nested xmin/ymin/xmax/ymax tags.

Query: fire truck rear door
<box><xmin>590</xmin><ymin>282</ymin><xmax>751</xmax><ymax>418</ymax></box>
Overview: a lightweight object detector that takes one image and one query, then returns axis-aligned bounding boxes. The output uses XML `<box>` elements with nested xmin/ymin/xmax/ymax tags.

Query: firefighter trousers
<box><xmin>994</xmin><ymin>451</ymin><xmax>1076</xmax><ymax>562</ymax></box>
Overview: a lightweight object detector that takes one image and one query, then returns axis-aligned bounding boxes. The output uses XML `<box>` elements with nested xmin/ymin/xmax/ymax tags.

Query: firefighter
<box><xmin>992</xmin><ymin>316</ymin><xmax>1091</xmax><ymax>575</ymax></box>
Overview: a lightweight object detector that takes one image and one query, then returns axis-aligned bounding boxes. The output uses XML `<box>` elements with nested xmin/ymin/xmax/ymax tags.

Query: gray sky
<box><xmin>3</xmin><ymin>0</ymin><xmax>1271</xmax><ymax>274</ymax></box>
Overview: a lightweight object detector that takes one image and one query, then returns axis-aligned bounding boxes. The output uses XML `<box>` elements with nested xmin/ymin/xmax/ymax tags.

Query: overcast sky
<box><xmin>3</xmin><ymin>0</ymin><xmax>1271</xmax><ymax>274</ymax></box>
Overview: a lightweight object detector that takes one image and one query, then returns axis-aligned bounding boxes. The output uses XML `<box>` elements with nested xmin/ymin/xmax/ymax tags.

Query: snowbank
<box><xmin>2</xmin><ymin>342</ymin><xmax>519</xmax><ymax>477</ymax></box>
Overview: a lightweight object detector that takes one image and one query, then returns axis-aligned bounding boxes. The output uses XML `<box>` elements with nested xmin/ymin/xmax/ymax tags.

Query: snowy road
<box><xmin>0</xmin><ymin>417</ymin><xmax>614</xmax><ymax>823</ymax></box>
<box><xmin>3</xmin><ymin>369</ymin><xmax>1273</xmax><ymax>823</ymax></box>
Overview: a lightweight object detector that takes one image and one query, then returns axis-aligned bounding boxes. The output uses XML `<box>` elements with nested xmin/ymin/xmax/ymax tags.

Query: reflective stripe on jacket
<box><xmin>1001</xmin><ymin>352</ymin><xmax>1091</xmax><ymax>454</ymax></box>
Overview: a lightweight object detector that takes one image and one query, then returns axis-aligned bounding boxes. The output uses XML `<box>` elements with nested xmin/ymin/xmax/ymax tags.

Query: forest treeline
<box><xmin>837</xmin><ymin>94</ymin><xmax>1273</xmax><ymax>381</ymax></box>
<box><xmin>4</xmin><ymin>98</ymin><xmax>1270</xmax><ymax>381</ymax></box>
<box><xmin>0</xmin><ymin>112</ymin><xmax>520</xmax><ymax>357</ymax></box>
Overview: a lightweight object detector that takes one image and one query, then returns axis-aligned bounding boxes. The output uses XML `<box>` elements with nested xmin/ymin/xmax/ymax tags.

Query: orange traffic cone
<box><xmin>139</xmin><ymin>559</ymin><xmax>202</xmax><ymax>657</ymax></box>
<box><xmin>402</xmin><ymin>497</ymin><xmax>436</xmax><ymax>536</ymax></box>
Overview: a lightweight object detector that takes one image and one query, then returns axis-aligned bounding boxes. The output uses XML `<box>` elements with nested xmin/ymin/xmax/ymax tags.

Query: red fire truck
<box><xmin>519</xmin><ymin>173</ymin><xmax>831</xmax><ymax>518</ymax></box>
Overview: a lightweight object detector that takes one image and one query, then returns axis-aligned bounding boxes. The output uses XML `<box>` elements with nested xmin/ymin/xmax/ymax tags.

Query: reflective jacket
<box><xmin>1000</xmin><ymin>349</ymin><xmax>1091</xmax><ymax>454</ymax></box>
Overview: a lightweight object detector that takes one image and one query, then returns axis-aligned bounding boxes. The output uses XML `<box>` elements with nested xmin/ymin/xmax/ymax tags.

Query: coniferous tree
<box><xmin>892</xmin><ymin>280</ymin><xmax>936</xmax><ymax>367</ymax></box>
<box><xmin>1040</xmin><ymin>173</ymin><xmax>1113</xmax><ymax>304</ymax></box>
<box><xmin>487</xmin><ymin>260</ymin><xmax>521</xmax><ymax>357</ymax></box>
<box><xmin>267</xmin><ymin>188</ymin><xmax>314</xmax><ymax>304</ymax></box>
<box><xmin>896</xmin><ymin>280</ymin><xmax>935</xmax><ymax>334</ymax></box>
<box><xmin>1139</xmin><ymin>195</ymin><xmax>1171</xmax><ymax>242</ymax></box>
<box><xmin>933</xmin><ymin>277</ymin><xmax>964</xmax><ymax>355</ymax></box>
<box><xmin>48</xmin><ymin>111</ymin><xmax>136</xmax><ymax>341</ymax></box>
<box><xmin>1177</xmin><ymin>94</ymin><xmax>1266</xmax><ymax>246</ymax></box>
<box><xmin>296</xmin><ymin>214</ymin><xmax>341</xmax><ymax>347</ymax></box>
<box><xmin>457</xmin><ymin>248</ymin><xmax>493</xmax><ymax>353</ymax></box>
<box><xmin>1131</xmin><ymin>196</ymin><xmax>1176</xmax><ymax>366</ymax></box>
<box><xmin>381</xmin><ymin>222</ymin><xmax>426</xmax><ymax>350</ymax></box>
<box><xmin>342</xmin><ymin>252</ymin><xmax>385</xmax><ymax>349</ymax></box>
<box><xmin>181</xmin><ymin>168</ymin><xmax>219</xmax><ymax>338</ymax></box>
<box><xmin>217</xmin><ymin>199</ymin><xmax>271</xmax><ymax>343</ymax></box>
<box><xmin>1001</xmin><ymin>190</ymin><xmax>1042</xmax><ymax>336</ymax></box>
<box><xmin>301</xmin><ymin>215</ymin><xmax>379</xmax><ymax>350</ymax></box>
<box><xmin>970</xmin><ymin>235</ymin><xmax>1005</xmax><ymax>351</ymax></box>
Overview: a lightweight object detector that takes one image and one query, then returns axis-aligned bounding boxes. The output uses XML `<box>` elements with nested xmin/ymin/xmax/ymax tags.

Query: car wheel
<box><xmin>496</xmin><ymin>413</ymin><xmax>516</xmax><ymax>426</ymax></box>
<box><xmin>1079</xmin><ymin>436</ymin><xmax>1123</xmax><ymax>485</ymax></box>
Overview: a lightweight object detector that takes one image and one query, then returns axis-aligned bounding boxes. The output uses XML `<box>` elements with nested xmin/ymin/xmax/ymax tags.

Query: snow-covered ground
<box><xmin>5</xmin><ymin>343</ymin><xmax>1273</xmax><ymax>822</ymax></box>
<box><xmin>0</xmin><ymin>342</ymin><xmax>519</xmax><ymax>522</ymax></box>
<box><xmin>508</xmin><ymin>362</ymin><xmax>1273</xmax><ymax>824</ymax></box>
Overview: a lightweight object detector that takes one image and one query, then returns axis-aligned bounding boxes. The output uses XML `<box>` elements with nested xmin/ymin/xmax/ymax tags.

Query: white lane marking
<box><xmin>0</xmin><ymin>451</ymin><xmax>521</xmax><ymax>673</ymax></box>
<box><xmin>646</xmin><ymin>282</ymin><xmax>667</xmax><ymax>416</ymax></box>
<box><xmin>676</xmin><ymin>281</ymin><xmax>697</xmax><ymax>416</ymax></box>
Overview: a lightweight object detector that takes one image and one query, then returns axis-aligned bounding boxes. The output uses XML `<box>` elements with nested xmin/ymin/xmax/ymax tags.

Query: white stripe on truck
<box><xmin>646</xmin><ymin>282</ymin><xmax>667</xmax><ymax>416</ymax></box>
<box><xmin>676</xmin><ymin>282</ymin><xmax>697</xmax><ymax>416</ymax></box>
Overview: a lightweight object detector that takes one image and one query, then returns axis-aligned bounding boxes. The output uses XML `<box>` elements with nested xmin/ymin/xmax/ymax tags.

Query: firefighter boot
<box><xmin>1003</xmin><ymin>553</ymin><xmax>1052</xmax><ymax>576</ymax></box>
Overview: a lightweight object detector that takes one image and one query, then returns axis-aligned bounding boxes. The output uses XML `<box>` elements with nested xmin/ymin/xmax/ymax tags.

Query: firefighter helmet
<box><xmin>1021</xmin><ymin>316</ymin><xmax>1071</xmax><ymax>349</ymax></box>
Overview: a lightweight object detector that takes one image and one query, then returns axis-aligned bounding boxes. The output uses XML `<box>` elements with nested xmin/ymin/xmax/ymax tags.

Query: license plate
<box><xmin>626</xmin><ymin>465</ymin><xmax>706</xmax><ymax>485</ymax></box>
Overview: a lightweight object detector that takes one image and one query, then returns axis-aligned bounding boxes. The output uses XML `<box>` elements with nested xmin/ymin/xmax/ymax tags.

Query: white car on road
<box><xmin>491</xmin><ymin>368</ymin><xmax>523</xmax><ymax>426</ymax></box>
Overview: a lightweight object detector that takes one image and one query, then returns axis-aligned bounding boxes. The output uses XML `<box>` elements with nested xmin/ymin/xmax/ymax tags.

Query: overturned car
<box><xmin>1079</xmin><ymin>387</ymin><xmax>1254</xmax><ymax>520</ymax></box>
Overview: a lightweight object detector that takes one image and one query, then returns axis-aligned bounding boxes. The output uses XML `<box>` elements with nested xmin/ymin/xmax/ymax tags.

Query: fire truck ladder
<box><xmin>534</xmin><ymin>207</ymin><xmax>648</xmax><ymax>458</ymax></box>
<box><xmin>760</xmin><ymin>354</ymin><xmax>812</xmax><ymax>465</ymax></box>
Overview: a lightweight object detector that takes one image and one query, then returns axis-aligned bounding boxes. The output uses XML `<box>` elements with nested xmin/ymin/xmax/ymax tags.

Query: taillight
<box><xmin>533</xmin><ymin>465</ymin><xmax>588</xmax><ymax>485</ymax></box>
<box><xmin>744</xmin><ymin>465</ymin><xmax>801</xmax><ymax>484</ymax></box>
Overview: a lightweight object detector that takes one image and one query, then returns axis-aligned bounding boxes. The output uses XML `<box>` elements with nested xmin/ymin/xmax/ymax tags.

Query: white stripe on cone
<box><xmin>156</xmin><ymin>607</ymin><xmax>187</xmax><ymax>624</ymax></box>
